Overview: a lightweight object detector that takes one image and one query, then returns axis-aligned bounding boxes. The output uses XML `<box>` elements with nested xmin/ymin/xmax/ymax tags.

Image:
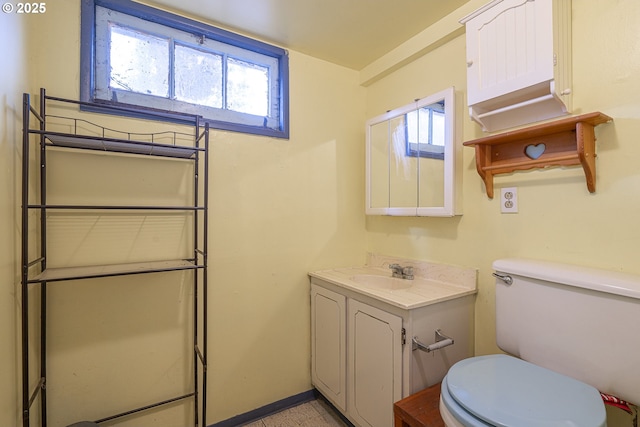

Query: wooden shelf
<box><xmin>463</xmin><ymin>112</ymin><xmax>613</xmax><ymax>198</ymax></box>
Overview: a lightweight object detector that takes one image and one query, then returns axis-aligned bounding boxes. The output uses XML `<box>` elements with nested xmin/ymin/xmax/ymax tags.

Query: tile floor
<box><xmin>241</xmin><ymin>398</ymin><xmax>349</xmax><ymax>427</ymax></box>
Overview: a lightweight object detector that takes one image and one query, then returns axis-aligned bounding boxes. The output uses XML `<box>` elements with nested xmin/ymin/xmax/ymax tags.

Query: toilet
<box><xmin>439</xmin><ymin>258</ymin><xmax>640</xmax><ymax>427</ymax></box>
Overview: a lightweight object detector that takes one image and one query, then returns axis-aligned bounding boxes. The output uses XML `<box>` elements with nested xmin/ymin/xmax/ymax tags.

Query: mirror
<box><xmin>366</xmin><ymin>87</ymin><xmax>459</xmax><ymax>216</ymax></box>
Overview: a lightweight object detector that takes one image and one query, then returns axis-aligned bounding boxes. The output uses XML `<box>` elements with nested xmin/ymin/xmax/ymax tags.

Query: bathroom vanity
<box><xmin>309</xmin><ymin>255</ymin><xmax>476</xmax><ymax>427</ymax></box>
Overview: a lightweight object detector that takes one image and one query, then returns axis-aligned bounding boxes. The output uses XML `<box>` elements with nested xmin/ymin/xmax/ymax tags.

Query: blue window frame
<box><xmin>81</xmin><ymin>0</ymin><xmax>289</xmax><ymax>138</ymax></box>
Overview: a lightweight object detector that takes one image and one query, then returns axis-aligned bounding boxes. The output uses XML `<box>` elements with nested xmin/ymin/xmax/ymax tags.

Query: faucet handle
<box><xmin>389</xmin><ymin>263</ymin><xmax>402</xmax><ymax>277</ymax></box>
<box><xmin>402</xmin><ymin>266</ymin><xmax>414</xmax><ymax>279</ymax></box>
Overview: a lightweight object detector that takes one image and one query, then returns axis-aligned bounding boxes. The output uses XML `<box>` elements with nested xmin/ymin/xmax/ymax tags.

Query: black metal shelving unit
<box><xmin>21</xmin><ymin>88</ymin><xmax>209</xmax><ymax>426</ymax></box>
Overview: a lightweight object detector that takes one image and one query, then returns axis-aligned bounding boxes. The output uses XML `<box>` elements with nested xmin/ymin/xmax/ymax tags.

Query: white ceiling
<box><xmin>141</xmin><ymin>0</ymin><xmax>470</xmax><ymax>70</ymax></box>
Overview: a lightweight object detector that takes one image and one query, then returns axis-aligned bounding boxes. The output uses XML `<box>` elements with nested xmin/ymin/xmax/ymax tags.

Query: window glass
<box><xmin>174</xmin><ymin>44</ymin><xmax>223</xmax><ymax>108</ymax></box>
<box><xmin>81</xmin><ymin>0</ymin><xmax>289</xmax><ymax>138</ymax></box>
<box><xmin>227</xmin><ymin>57</ymin><xmax>269</xmax><ymax>116</ymax></box>
<box><xmin>109</xmin><ymin>25</ymin><xmax>169</xmax><ymax>97</ymax></box>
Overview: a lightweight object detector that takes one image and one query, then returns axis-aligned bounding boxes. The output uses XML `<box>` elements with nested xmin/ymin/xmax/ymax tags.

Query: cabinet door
<box><xmin>348</xmin><ymin>299</ymin><xmax>402</xmax><ymax>427</ymax></box>
<box><xmin>311</xmin><ymin>284</ymin><xmax>346</xmax><ymax>411</ymax></box>
<box><xmin>465</xmin><ymin>0</ymin><xmax>554</xmax><ymax>105</ymax></box>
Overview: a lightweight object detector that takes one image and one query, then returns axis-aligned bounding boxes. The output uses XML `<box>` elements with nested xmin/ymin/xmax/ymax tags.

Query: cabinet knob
<box><xmin>466</xmin><ymin>60</ymin><xmax>474</xmax><ymax>67</ymax></box>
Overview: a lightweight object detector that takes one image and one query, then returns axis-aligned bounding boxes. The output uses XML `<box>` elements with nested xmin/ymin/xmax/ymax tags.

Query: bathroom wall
<box><xmin>5</xmin><ymin>0</ymin><xmax>639</xmax><ymax>426</ymax></box>
<box><xmin>207</xmin><ymin>52</ymin><xmax>367</xmax><ymax>422</ymax></box>
<box><xmin>9</xmin><ymin>2</ymin><xmax>367</xmax><ymax>426</ymax></box>
<box><xmin>0</xmin><ymin>9</ymin><xmax>28</xmax><ymax>427</ymax></box>
<box><xmin>364</xmin><ymin>0</ymin><xmax>640</xmax><ymax>356</ymax></box>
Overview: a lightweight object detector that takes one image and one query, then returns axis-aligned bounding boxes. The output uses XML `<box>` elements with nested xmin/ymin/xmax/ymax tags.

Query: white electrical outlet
<box><xmin>501</xmin><ymin>187</ymin><xmax>518</xmax><ymax>213</ymax></box>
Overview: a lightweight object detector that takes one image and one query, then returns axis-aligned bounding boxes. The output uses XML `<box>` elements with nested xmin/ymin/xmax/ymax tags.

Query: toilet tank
<box><xmin>493</xmin><ymin>258</ymin><xmax>640</xmax><ymax>405</ymax></box>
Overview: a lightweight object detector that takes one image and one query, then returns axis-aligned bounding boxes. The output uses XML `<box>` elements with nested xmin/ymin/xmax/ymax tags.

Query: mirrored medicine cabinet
<box><xmin>366</xmin><ymin>87</ymin><xmax>460</xmax><ymax>216</ymax></box>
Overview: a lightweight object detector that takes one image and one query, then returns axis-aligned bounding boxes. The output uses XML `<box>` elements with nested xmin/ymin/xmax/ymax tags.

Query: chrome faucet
<box><xmin>389</xmin><ymin>263</ymin><xmax>414</xmax><ymax>280</ymax></box>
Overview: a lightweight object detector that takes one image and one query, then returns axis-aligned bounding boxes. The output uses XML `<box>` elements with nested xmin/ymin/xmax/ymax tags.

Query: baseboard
<box><xmin>209</xmin><ymin>389</ymin><xmax>319</xmax><ymax>427</ymax></box>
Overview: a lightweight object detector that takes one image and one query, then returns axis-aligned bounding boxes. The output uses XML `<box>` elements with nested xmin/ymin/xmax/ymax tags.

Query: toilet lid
<box><xmin>446</xmin><ymin>355</ymin><xmax>606</xmax><ymax>427</ymax></box>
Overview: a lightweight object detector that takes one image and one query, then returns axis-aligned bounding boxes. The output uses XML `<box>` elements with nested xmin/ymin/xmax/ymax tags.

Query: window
<box><xmin>81</xmin><ymin>0</ymin><xmax>289</xmax><ymax>138</ymax></box>
<box><xmin>405</xmin><ymin>101</ymin><xmax>445</xmax><ymax>160</ymax></box>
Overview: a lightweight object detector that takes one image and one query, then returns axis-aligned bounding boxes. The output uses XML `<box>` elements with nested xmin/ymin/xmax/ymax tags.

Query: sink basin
<box><xmin>310</xmin><ymin>260</ymin><xmax>477</xmax><ymax>309</ymax></box>
<box><xmin>350</xmin><ymin>274</ymin><xmax>413</xmax><ymax>291</ymax></box>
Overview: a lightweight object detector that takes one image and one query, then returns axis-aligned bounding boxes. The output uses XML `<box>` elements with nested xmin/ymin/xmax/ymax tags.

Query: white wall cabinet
<box><xmin>310</xmin><ymin>279</ymin><xmax>474</xmax><ymax>427</ymax></box>
<box><xmin>366</xmin><ymin>87</ymin><xmax>461</xmax><ymax>216</ymax></box>
<box><xmin>460</xmin><ymin>0</ymin><xmax>572</xmax><ymax>132</ymax></box>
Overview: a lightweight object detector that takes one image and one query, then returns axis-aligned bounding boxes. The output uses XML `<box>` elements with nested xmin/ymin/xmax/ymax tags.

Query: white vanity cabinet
<box><xmin>347</xmin><ymin>299</ymin><xmax>403</xmax><ymax>427</ymax></box>
<box><xmin>460</xmin><ymin>0</ymin><xmax>572</xmax><ymax>132</ymax></box>
<box><xmin>310</xmin><ymin>271</ymin><xmax>475</xmax><ymax>427</ymax></box>
<box><xmin>311</xmin><ymin>285</ymin><xmax>347</xmax><ymax>411</ymax></box>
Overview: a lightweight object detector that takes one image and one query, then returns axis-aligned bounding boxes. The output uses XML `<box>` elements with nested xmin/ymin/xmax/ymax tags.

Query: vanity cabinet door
<box><xmin>347</xmin><ymin>299</ymin><xmax>402</xmax><ymax>427</ymax></box>
<box><xmin>311</xmin><ymin>284</ymin><xmax>347</xmax><ymax>411</ymax></box>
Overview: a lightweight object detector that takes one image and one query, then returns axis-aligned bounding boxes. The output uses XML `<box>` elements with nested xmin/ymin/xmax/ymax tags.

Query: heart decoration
<box><xmin>525</xmin><ymin>143</ymin><xmax>546</xmax><ymax>160</ymax></box>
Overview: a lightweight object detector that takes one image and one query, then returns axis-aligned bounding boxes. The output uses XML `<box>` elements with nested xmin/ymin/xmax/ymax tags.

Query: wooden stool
<box><xmin>394</xmin><ymin>382</ymin><xmax>444</xmax><ymax>427</ymax></box>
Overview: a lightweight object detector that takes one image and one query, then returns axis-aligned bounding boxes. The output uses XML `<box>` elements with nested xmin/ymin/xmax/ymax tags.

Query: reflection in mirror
<box><xmin>418</xmin><ymin>101</ymin><xmax>445</xmax><ymax>208</ymax></box>
<box><xmin>407</xmin><ymin>101</ymin><xmax>445</xmax><ymax>160</ymax></box>
<box><xmin>389</xmin><ymin>115</ymin><xmax>416</xmax><ymax>208</ymax></box>
<box><xmin>369</xmin><ymin>120</ymin><xmax>390</xmax><ymax>209</ymax></box>
<box><xmin>365</xmin><ymin>87</ymin><xmax>458</xmax><ymax>216</ymax></box>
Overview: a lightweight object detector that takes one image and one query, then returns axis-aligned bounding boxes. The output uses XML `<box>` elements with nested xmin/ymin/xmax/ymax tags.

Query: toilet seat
<box><xmin>441</xmin><ymin>355</ymin><xmax>606</xmax><ymax>427</ymax></box>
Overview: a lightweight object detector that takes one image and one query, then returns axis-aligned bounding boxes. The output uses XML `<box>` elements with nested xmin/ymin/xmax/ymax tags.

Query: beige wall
<box><xmin>4</xmin><ymin>2</ymin><xmax>366</xmax><ymax>426</ymax></box>
<box><xmin>365</xmin><ymin>0</ymin><xmax>640</xmax><ymax>358</ymax></box>
<box><xmin>1</xmin><ymin>8</ymin><xmax>28</xmax><ymax>427</ymax></box>
<box><xmin>208</xmin><ymin>51</ymin><xmax>367</xmax><ymax>421</ymax></box>
<box><xmin>3</xmin><ymin>0</ymin><xmax>640</xmax><ymax>425</ymax></box>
